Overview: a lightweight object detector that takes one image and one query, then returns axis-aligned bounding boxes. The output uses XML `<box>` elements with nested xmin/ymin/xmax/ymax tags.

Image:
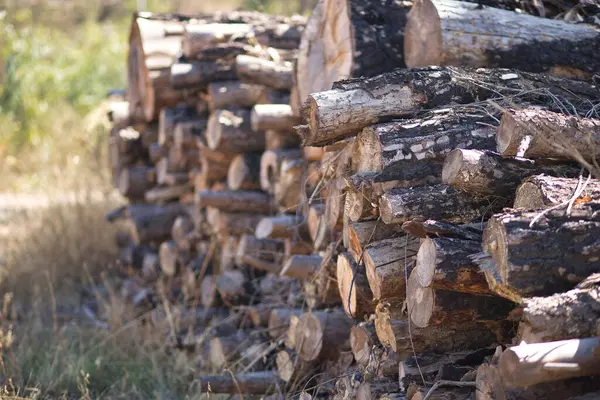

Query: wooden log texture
<box><xmin>255</xmin><ymin>215</ymin><xmax>309</xmax><ymax>240</ymax></box>
<box><xmin>260</xmin><ymin>149</ymin><xmax>303</xmax><ymax>193</ymax></box>
<box><xmin>206</xmin><ymin>109</ymin><xmax>265</xmax><ymax>154</ymax></box>
<box><xmin>497</xmin><ymin>108</ymin><xmax>600</xmax><ymax>161</ymax></box>
<box><xmin>300</xmin><ymin>66</ymin><xmax>600</xmax><ymax>146</ymax></box>
<box><xmin>265</xmin><ymin>129</ymin><xmax>302</xmax><ymax>150</ymax></box>
<box><xmin>236</xmin><ymin>55</ymin><xmax>293</xmax><ymax>90</ymax></box>
<box><xmin>268</xmin><ymin>308</ymin><xmax>303</xmax><ymax>339</ymax></box>
<box><xmin>209</xmin><ymin>210</ymin><xmax>266</xmax><ymax>237</ymax></box>
<box><xmin>198</xmin><ymin>371</ymin><xmax>282</xmax><ymax>394</ymax></box>
<box><xmin>294</xmin><ymin>310</ymin><xmax>354</xmax><ymax>361</ymax></box>
<box><xmin>280</xmin><ymin>255</ymin><xmax>322</xmax><ymax>280</ymax></box>
<box><xmin>345</xmin><ymin>220</ymin><xmax>405</xmax><ymax>258</ymax></box>
<box><xmin>173</xmin><ymin>119</ymin><xmax>208</xmax><ymax>150</ymax></box>
<box><xmin>336</xmin><ymin>252</ymin><xmax>375</xmax><ymax>319</ymax></box>
<box><xmin>206</xmin><ymin>80</ymin><xmax>287</xmax><ymax>110</ymax></box>
<box><xmin>350</xmin><ymin>322</ymin><xmax>378</xmax><ymax>366</ymax></box>
<box><xmin>198</xmin><ymin>144</ymin><xmax>235</xmax><ymax>186</ymax></box>
<box><xmin>196</xmin><ymin>189</ymin><xmax>274</xmax><ymax>214</ymax></box>
<box><xmin>476</xmin><ymin>203</ymin><xmax>600</xmax><ymax>302</ymax></box>
<box><xmin>127</xmin><ymin>203</ymin><xmax>187</xmax><ymax>244</ymax></box>
<box><xmin>443</xmin><ymin>149</ymin><xmax>580</xmax><ymax>197</ymax></box>
<box><xmin>404</xmin><ymin>0</ymin><xmax>600</xmax><ymax>77</ymax></box>
<box><xmin>182</xmin><ymin>23</ymin><xmax>253</xmax><ymax>58</ymax></box>
<box><xmin>251</xmin><ymin>104</ymin><xmax>300</xmax><ymax>132</ymax></box>
<box><xmin>170</xmin><ymin>61</ymin><xmax>237</xmax><ymax>90</ymax></box>
<box><xmin>514</xmin><ymin>175</ymin><xmax>600</xmax><ymax>210</ymax></box>
<box><xmin>274</xmin><ymin>158</ymin><xmax>306</xmax><ymax>214</ymax></box>
<box><xmin>379</xmin><ymin>184</ymin><xmax>498</xmax><ymax>225</ymax></box>
<box><xmin>227</xmin><ymin>152</ymin><xmax>262</xmax><ymax>191</ymax></box>
<box><xmin>158</xmin><ymin>106</ymin><xmax>199</xmax><ymax>146</ymax></box>
<box><xmin>118</xmin><ymin>166</ymin><xmax>154</xmax><ymax>199</ymax></box>
<box><xmin>236</xmin><ymin>234</ymin><xmax>285</xmax><ymax>265</ymax></box>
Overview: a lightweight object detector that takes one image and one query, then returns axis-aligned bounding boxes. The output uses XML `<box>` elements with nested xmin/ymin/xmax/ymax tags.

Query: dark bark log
<box><xmin>255</xmin><ymin>215</ymin><xmax>309</xmax><ymax>240</ymax></box>
<box><xmin>206</xmin><ymin>109</ymin><xmax>265</xmax><ymax>154</ymax></box>
<box><xmin>300</xmin><ymin>67</ymin><xmax>600</xmax><ymax>146</ymax></box>
<box><xmin>170</xmin><ymin>61</ymin><xmax>237</xmax><ymax>90</ymax></box>
<box><xmin>227</xmin><ymin>152</ymin><xmax>262</xmax><ymax>191</ymax></box>
<box><xmin>294</xmin><ymin>309</ymin><xmax>354</xmax><ymax>361</ymax></box>
<box><xmin>118</xmin><ymin>166</ymin><xmax>155</xmax><ymax>199</ymax></box>
<box><xmin>337</xmin><ymin>252</ymin><xmax>375</xmax><ymax>319</ymax></box>
<box><xmin>198</xmin><ymin>371</ymin><xmax>282</xmax><ymax>394</ymax></box>
<box><xmin>280</xmin><ymin>255</ymin><xmax>322</xmax><ymax>280</ymax></box>
<box><xmin>402</xmin><ymin>219</ymin><xmax>485</xmax><ymax>241</ymax></box>
<box><xmin>268</xmin><ymin>308</ymin><xmax>303</xmax><ymax>339</ymax></box>
<box><xmin>379</xmin><ymin>184</ymin><xmax>499</xmax><ymax>225</ymax></box>
<box><xmin>251</xmin><ymin>104</ymin><xmax>300</xmax><ymax>133</ymax></box>
<box><xmin>514</xmin><ymin>175</ymin><xmax>600</xmax><ymax>210</ymax></box>
<box><xmin>350</xmin><ymin>321</ymin><xmax>378</xmax><ymax>366</ymax></box>
<box><xmin>127</xmin><ymin>203</ymin><xmax>187</xmax><ymax>244</ymax></box>
<box><xmin>476</xmin><ymin>203</ymin><xmax>600</xmax><ymax>302</ymax></box>
<box><xmin>196</xmin><ymin>189</ymin><xmax>274</xmax><ymax>214</ymax></box>
<box><xmin>236</xmin><ymin>55</ymin><xmax>293</xmax><ymax>90</ymax></box>
<box><xmin>443</xmin><ymin>149</ymin><xmax>580</xmax><ymax>197</ymax></box>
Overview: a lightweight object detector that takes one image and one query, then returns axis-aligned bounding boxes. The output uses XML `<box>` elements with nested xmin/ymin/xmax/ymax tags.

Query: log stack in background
<box><xmin>106</xmin><ymin>2</ymin><xmax>600</xmax><ymax>399</ymax></box>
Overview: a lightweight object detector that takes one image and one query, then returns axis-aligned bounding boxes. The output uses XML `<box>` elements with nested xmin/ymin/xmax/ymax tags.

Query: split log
<box><xmin>280</xmin><ymin>255</ymin><xmax>322</xmax><ymax>280</ymax></box>
<box><xmin>350</xmin><ymin>322</ymin><xmax>378</xmax><ymax>366</ymax></box>
<box><xmin>379</xmin><ymin>184</ymin><xmax>497</xmax><ymax>225</ymax></box>
<box><xmin>514</xmin><ymin>175</ymin><xmax>600</xmax><ymax>210</ymax></box>
<box><xmin>236</xmin><ymin>234</ymin><xmax>285</xmax><ymax>265</ymax></box>
<box><xmin>498</xmin><ymin>108</ymin><xmax>600</xmax><ymax>161</ymax></box>
<box><xmin>294</xmin><ymin>0</ymin><xmax>411</xmax><ymax>108</ymax></box>
<box><xmin>476</xmin><ymin>203</ymin><xmax>600</xmax><ymax>302</ymax></box>
<box><xmin>300</xmin><ymin>67</ymin><xmax>600</xmax><ymax>146</ymax></box>
<box><xmin>337</xmin><ymin>252</ymin><xmax>375</xmax><ymax>318</ymax></box>
<box><xmin>255</xmin><ymin>215</ymin><xmax>309</xmax><ymax>240</ymax></box>
<box><xmin>196</xmin><ymin>189</ymin><xmax>274</xmax><ymax>214</ymax></box>
<box><xmin>235</xmin><ymin>55</ymin><xmax>293</xmax><ymax>90</ymax></box>
<box><xmin>415</xmin><ymin>237</ymin><xmax>494</xmax><ymax>295</ymax></box>
<box><xmin>251</xmin><ymin>104</ymin><xmax>300</xmax><ymax>132</ymax></box>
<box><xmin>276</xmin><ymin>349</ymin><xmax>318</xmax><ymax>383</ymax></box>
<box><xmin>518</xmin><ymin>273</ymin><xmax>600</xmax><ymax>343</ymax></box>
<box><xmin>265</xmin><ymin>129</ymin><xmax>302</xmax><ymax>150</ymax></box>
<box><xmin>118</xmin><ymin>166</ymin><xmax>155</xmax><ymax>199</ymax></box>
<box><xmin>363</xmin><ymin>236</ymin><xmax>420</xmax><ymax>301</ymax></box>
<box><xmin>404</xmin><ymin>0</ymin><xmax>600</xmax><ymax>77</ymax></box>
<box><xmin>406</xmin><ymin>269</ymin><xmax>515</xmax><ymax>328</ymax></box>
<box><xmin>345</xmin><ymin>220</ymin><xmax>404</xmax><ymax>258</ymax></box>
<box><xmin>260</xmin><ymin>149</ymin><xmax>303</xmax><ymax>193</ymax></box>
<box><xmin>294</xmin><ymin>310</ymin><xmax>354</xmax><ymax>361</ymax></box>
<box><xmin>198</xmin><ymin>371</ymin><xmax>281</xmax><ymax>394</ymax></box>
<box><xmin>158</xmin><ymin>106</ymin><xmax>199</xmax><ymax>146</ymax></box>
<box><xmin>127</xmin><ymin>203</ymin><xmax>187</xmax><ymax>244</ymax></box>
<box><xmin>170</xmin><ymin>61</ymin><xmax>237</xmax><ymax>89</ymax></box>
<box><xmin>443</xmin><ymin>149</ymin><xmax>580</xmax><ymax>197</ymax></box>
<box><xmin>206</xmin><ymin>109</ymin><xmax>265</xmax><ymax>154</ymax></box>
<box><xmin>353</xmin><ymin>110</ymin><xmax>497</xmax><ymax>180</ymax></box>
<box><xmin>499</xmin><ymin>338</ymin><xmax>600</xmax><ymax>388</ymax></box>
<box><xmin>182</xmin><ymin>23</ymin><xmax>253</xmax><ymax>58</ymax></box>
<box><xmin>144</xmin><ymin>184</ymin><xmax>191</xmax><ymax>203</ymax></box>
<box><xmin>227</xmin><ymin>152</ymin><xmax>262</xmax><ymax>190</ymax></box>
<box><xmin>268</xmin><ymin>308</ymin><xmax>303</xmax><ymax>339</ymax></box>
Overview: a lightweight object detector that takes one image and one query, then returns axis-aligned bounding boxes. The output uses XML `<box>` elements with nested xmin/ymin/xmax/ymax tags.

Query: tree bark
<box><xmin>280</xmin><ymin>255</ymin><xmax>322</xmax><ymax>280</ymax></box>
<box><xmin>170</xmin><ymin>61</ymin><xmax>237</xmax><ymax>90</ymax></box>
<box><xmin>514</xmin><ymin>175</ymin><xmax>600</xmax><ymax>210</ymax></box>
<box><xmin>196</xmin><ymin>189</ymin><xmax>275</xmax><ymax>214</ymax></box>
<box><xmin>294</xmin><ymin>310</ymin><xmax>354</xmax><ymax>361</ymax></box>
<box><xmin>127</xmin><ymin>203</ymin><xmax>187</xmax><ymax>244</ymax></box>
<box><xmin>236</xmin><ymin>55</ymin><xmax>293</xmax><ymax>90</ymax></box>
<box><xmin>227</xmin><ymin>152</ymin><xmax>262</xmax><ymax>191</ymax></box>
<box><xmin>206</xmin><ymin>80</ymin><xmax>286</xmax><ymax>111</ymax></box>
<box><xmin>251</xmin><ymin>104</ymin><xmax>300</xmax><ymax>133</ymax></box>
<box><xmin>158</xmin><ymin>106</ymin><xmax>200</xmax><ymax>146</ymax></box>
<box><xmin>443</xmin><ymin>148</ymin><xmax>580</xmax><ymax>197</ymax></box>
<box><xmin>300</xmin><ymin>67</ymin><xmax>600</xmax><ymax>146</ymax></box>
<box><xmin>206</xmin><ymin>109</ymin><xmax>266</xmax><ymax>154</ymax></box>
<box><xmin>198</xmin><ymin>371</ymin><xmax>282</xmax><ymax>394</ymax></box>
<box><xmin>337</xmin><ymin>252</ymin><xmax>375</xmax><ymax>319</ymax></box>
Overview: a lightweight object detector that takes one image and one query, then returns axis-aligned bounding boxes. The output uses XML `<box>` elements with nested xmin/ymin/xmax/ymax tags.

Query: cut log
<box><xmin>294</xmin><ymin>0</ymin><xmax>410</xmax><ymax>108</ymax></box>
<box><xmin>198</xmin><ymin>371</ymin><xmax>281</xmax><ymax>394</ymax></box>
<box><xmin>345</xmin><ymin>219</ymin><xmax>405</xmax><ymax>259</ymax></box>
<box><xmin>260</xmin><ymin>149</ymin><xmax>303</xmax><ymax>193</ymax></box>
<box><xmin>170</xmin><ymin>61</ymin><xmax>237</xmax><ymax>90</ymax></box>
<box><xmin>227</xmin><ymin>152</ymin><xmax>262</xmax><ymax>190</ymax></box>
<box><xmin>198</xmin><ymin>144</ymin><xmax>235</xmax><ymax>186</ymax></box>
<box><xmin>518</xmin><ymin>273</ymin><xmax>600</xmax><ymax>343</ymax></box>
<box><xmin>206</xmin><ymin>109</ymin><xmax>265</xmax><ymax>154</ymax></box>
<box><xmin>498</xmin><ymin>108</ymin><xmax>600</xmax><ymax>161</ymax></box>
<box><xmin>255</xmin><ymin>215</ymin><xmax>309</xmax><ymax>240</ymax></box>
<box><xmin>363</xmin><ymin>236</ymin><xmax>420</xmax><ymax>301</ymax></box>
<box><xmin>442</xmin><ymin>148</ymin><xmax>580</xmax><ymax>196</ymax></box>
<box><xmin>274</xmin><ymin>158</ymin><xmax>306</xmax><ymax>214</ymax></box>
<box><xmin>265</xmin><ymin>129</ymin><xmax>302</xmax><ymax>150</ymax></box>
<box><xmin>158</xmin><ymin>106</ymin><xmax>199</xmax><ymax>146</ymax></box>
<box><xmin>127</xmin><ymin>203</ymin><xmax>187</xmax><ymax>244</ymax></box>
<box><xmin>235</xmin><ymin>55</ymin><xmax>293</xmax><ymax>90</ymax></box>
<box><xmin>236</xmin><ymin>234</ymin><xmax>285</xmax><ymax>265</ymax></box>
<box><xmin>294</xmin><ymin>310</ymin><xmax>354</xmax><ymax>361</ymax></box>
<box><xmin>499</xmin><ymin>338</ymin><xmax>600</xmax><ymax>388</ymax></box>
<box><xmin>300</xmin><ymin>67</ymin><xmax>600</xmax><ymax>146</ymax></box>
<box><xmin>280</xmin><ymin>255</ymin><xmax>322</xmax><ymax>280</ymax></box>
<box><xmin>206</xmin><ymin>80</ymin><xmax>281</xmax><ymax>110</ymax></box>
<box><xmin>268</xmin><ymin>308</ymin><xmax>303</xmax><ymax>339</ymax></box>
<box><xmin>196</xmin><ymin>189</ymin><xmax>274</xmax><ymax>214</ymax></box>
<box><xmin>209</xmin><ymin>210</ymin><xmax>265</xmax><ymax>236</ymax></box>
<box><xmin>118</xmin><ymin>166</ymin><xmax>155</xmax><ymax>199</ymax></box>
<box><xmin>379</xmin><ymin>184</ymin><xmax>497</xmax><ymax>225</ymax></box>
<box><xmin>350</xmin><ymin>322</ymin><xmax>378</xmax><ymax>366</ymax></box>
<box><xmin>406</xmin><ymin>269</ymin><xmax>515</xmax><ymax>328</ymax></box>
<box><xmin>415</xmin><ymin>237</ymin><xmax>494</xmax><ymax>295</ymax></box>
<box><xmin>145</xmin><ymin>184</ymin><xmax>191</xmax><ymax>203</ymax></box>
<box><xmin>251</xmin><ymin>104</ymin><xmax>300</xmax><ymax>133</ymax></box>
<box><xmin>404</xmin><ymin>0</ymin><xmax>600</xmax><ymax>77</ymax></box>
<box><xmin>353</xmin><ymin>110</ymin><xmax>497</xmax><ymax>180</ymax></box>
<box><xmin>182</xmin><ymin>23</ymin><xmax>253</xmax><ymax>58</ymax></box>
<box><xmin>337</xmin><ymin>252</ymin><xmax>375</xmax><ymax>318</ymax></box>
<box><xmin>514</xmin><ymin>175</ymin><xmax>600</xmax><ymax>210</ymax></box>
<box><xmin>476</xmin><ymin>203</ymin><xmax>600</xmax><ymax>302</ymax></box>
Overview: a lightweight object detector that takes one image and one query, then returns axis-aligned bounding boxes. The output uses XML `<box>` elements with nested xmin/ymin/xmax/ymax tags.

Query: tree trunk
<box><xmin>497</xmin><ymin>107</ymin><xmax>600</xmax><ymax>161</ymax></box>
<box><xmin>280</xmin><ymin>255</ymin><xmax>322</xmax><ymax>280</ymax></box>
<box><xmin>337</xmin><ymin>252</ymin><xmax>375</xmax><ymax>319</ymax></box>
<box><xmin>379</xmin><ymin>184</ymin><xmax>497</xmax><ymax>225</ymax></box>
<box><xmin>196</xmin><ymin>189</ymin><xmax>275</xmax><ymax>214</ymax></box>
<box><xmin>300</xmin><ymin>67</ymin><xmax>600</xmax><ymax>146</ymax></box>
<box><xmin>170</xmin><ymin>61</ymin><xmax>237</xmax><ymax>90</ymax></box>
<box><xmin>255</xmin><ymin>215</ymin><xmax>309</xmax><ymax>240</ymax></box>
<box><xmin>514</xmin><ymin>175</ymin><xmax>600</xmax><ymax>210</ymax></box>
<box><xmin>235</xmin><ymin>55</ymin><xmax>294</xmax><ymax>90</ymax></box>
<box><xmin>476</xmin><ymin>203</ymin><xmax>600</xmax><ymax>302</ymax></box>
<box><xmin>206</xmin><ymin>109</ymin><xmax>266</xmax><ymax>154</ymax></box>
<box><xmin>197</xmin><ymin>371</ymin><xmax>282</xmax><ymax>394</ymax></box>
<box><xmin>404</xmin><ymin>0</ymin><xmax>600</xmax><ymax>79</ymax></box>
<box><xmin>294</xmin><ymin>310</ymin><xmax>354</xmax><ymax>361</ymax></box>
<box><xmin>443</xmin><ymin>148</ymin><xmax>580</xmax><ymax>196</ymax></box>
<box><xmin>268</xmin><ymin>308</ymin><xmax>303</xmax><ymax>339</ymax></box>
<box><xmin>227</xmin><ymin>152</ymin><xmax>263</xmax><ymax>190</ymax></box>
<box><xmin>251</xmin><ymin>104</ymin><xmax>300</xmax><ymax>133</ymax></box>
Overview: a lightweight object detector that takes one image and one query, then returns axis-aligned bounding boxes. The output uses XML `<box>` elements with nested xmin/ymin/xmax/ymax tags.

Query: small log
<box><xmin>268</xmin><ymin>308</ymin><xmax>303</xmax><ymax>339</ymax></box>
<box><xmin>227</xmin><ymin>152</ymin><xmax>262</xmax><ymax>190</ymax></box>
<box><xmin>476</xmin><ymin>203</ymin><xmax>600</xmax><ymax>302</ymax></box>
<box><xmin>350</xmin><ymin>321</ymin><xmax>378</xmax><ymax>366</ymax></box>
<box><xmin>280</xmin><ymin>255</ymin><xmax>322</xmax><ymax>280</ymax></box>
<box><xmin>235</xmin><ymin>55</ymin><xmax>293</xmax><ymax>90</ymax></box>
<box><xmin>118</xmin><ymin>166</ymin><xmax>154</xmax><ymax>199</ymax></box>
<box><xmin>345</xmin><ymin>220</ymin><xmax>404</xmax><ymax>258</ymax></box>
<box><xmin>499</xmin><ymin>338</ymin><xmax>600</xmax><ymax>388</ymax></box>
<box><xmin>363</xmin><ymin>236</ymin><xmax>420</xmax><ymax>301</ymax></box>
<box><xmin>182</xmin><ymin>23</ymin><xmax>253</xmax><ymax>58</ymax></box>
<box><xmin>209</xmin><ymin>209</ymin><xmax>265</xmax><ymax>236</ymax></box>
<box><xmin>265</xmin><ymin>129</ymin><xmax>301</xmax><ymax>150</ymax></box>
<box><xmin>159</xmin><ymin>240</ymin><xmax>180</xmax><ymax>277</ymax></box>
<box><xmin>206</xmin><ymin>80</ymin><xmax>273</xmax><ymax>110</ymax></box>
<box><xmin>251</xmin><ymin>104</ymin><xmax>300</xmax><ymax>132</ymax></box>
<box><xmin>127</xmin><ymin>203</ymin><xmax>187</xmax><ymax>244</ymax></box>
<box><xmin>236</xmin><ymin>234</ymin><xmax>285</xmax><ymax>265</ymax></box>
<box><xmin>300</xmin><ymin>67</ymin><xmax>600</xmax><ymax>146</ymax></box>
<box><xmin>443</xmin><ymin>149</ymin><xmax>580</xmax><ymax>197</ymax></box>
<box><xmin>171</xmin><ymin>215</ymin><xmax>195</xmax><ymax>250</ymax></box>
<box><xmin>498</xmin><ymin>107</ymin><xmax>600</xmax><ymax>161</ymax></box>
<box><xmin>260</xmin><ymin>149</ymin><xmax>303</xmax><ymax>193</ymax></box>
<box><xmin>379</xmin><ymin>184</ymin><xmax>497</xmax><ymax>224</ymax></box>
<box><xmin>206</xmin><ymin>109</ymin><xmax>265</xmax><ymax>154</ymax></box>
<box><xmin>198</xmin><ymin>371</ymin><xmax>281</xmax><ymax>394</ymax></box>
<box><xmin>170</xmin><ymin>61</ymin><xmax>236</xmax><ymax>90</ymax></box>
<box><xmin>518</xmin><ymin>273</ymin><xmax>600</xmax><ymax>343</ymax></box>
<box><xmin>337</xmin><ymin>252</ymin><xmax>375</xmax><ymax>318</ymax></box>
<box><xmin>294</xmin><ymin>310</ymin><xmax>354</xmax><ymax>361</ymax></box>
<box><xmin>145</xmin><ymin>184</ymin><xmax>191</xmax><ymax>203</ymax></box>
<box><xmin>514</xmin><ymin>175</ymin><xmax>600</xmax><ymax>210</ymax></box>
<box><xmin>255</xmin><ymin>215</ymin><xmax>309</xmax><ymax>240</ymax></box>
<box><xmin>415</xmin><ymin>237</ymin><xmax>493</xmax><ymax>295</ymax></box>
<box><xmin>196</xmin><ymin>189</ymin><xmax>274</xmax><ymax>214</ymax></box>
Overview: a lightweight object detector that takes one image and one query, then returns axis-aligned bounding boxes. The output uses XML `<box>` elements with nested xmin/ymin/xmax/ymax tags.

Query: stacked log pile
<box><xmin>106</xmin><ymin>3</ymin><xmax>600</xmax><ymax>399</ymax></box>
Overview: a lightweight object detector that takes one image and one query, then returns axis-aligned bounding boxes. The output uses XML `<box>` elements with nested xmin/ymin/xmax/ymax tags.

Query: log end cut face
<box><xmin>350</xmin><ymin>326</ymin><xmax>371</xmax><ymax>365</ymax></box>
<box><xmin>353</xmin><ymin>126</ymin><xmax>384</xmax><ymax>174</ymax></box>
<box><xmin>404</xmin><ymin>0</ymin><xmax>443</xmax><ymax>68</ymax></box>
<box><xmin>276</xmin><ymin>350</ymin><xmax>294</xmax><ymax>382</ymax></box>
<box><xmin>406</xmin><ymin>270</ymin><xmax>434</xmax><ymax>328</ymax></box>
<box><xmin>295</xmin><ymin>313</ymin><xmax>324</xmax><ymax>361</ymax></box>
<box><xmin>415</xmin><ymin>237</ymin><xmax>437</xmax><ymax>287</ymax></box>
<box><xmin>227</xmin><ymin>154</ymin><xmax>249</xmax><ymax>190</ymax></box>
<box><xmin>337</xmin><ymin>253</ymin><xmax>358</xmax><ymax>317</ymax></box>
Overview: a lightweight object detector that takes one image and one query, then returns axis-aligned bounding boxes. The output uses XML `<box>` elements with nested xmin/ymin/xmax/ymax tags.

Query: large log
<box><xmin>336</xmin><ymin>252</ymin><xmax>375</xmax><ymax>319</ymax></box>
<box><xmin>294</xmin><ymin>0</ymin><xmax>411</xmax><ymax>109</ymax></box>
<box><xmin>170</xmin><ymin>61</ymin><xmax>237</xmax><ymax>90</ymax></box>
<box><xmin>476</xmin><ymin>203</ymin><xmax>600</xmax><ymax>302</ymax></box>
<box><xmin>404</xmin><ymin>0</ymin><xmax>600</xmax><ymax>78</ymax></box>
<box><xmin>300</xmin><ymin>67</ymin><xmax>600</xmax><ymax>146</ymax></box>
<box><xmin>198</xmin><ymin>371</ymin><xmax>282</xmax><ymax>395</ymax></box>
<box><xmin>294</xmin><ymin>310</ymin><xmax>354</xmax><ymax>361</ymax></box>
<box><xmin>443</xmin><ymin>149</ymin><xmax>580</xmax><ymax>197</ymax></box>
<box><xmin>227</xmin><ymin>152</ymin><xmax>262</xmax><ymax>191</ymax></box>
<box><xmin>206</xmin><ymin>109</ymin><xmax>265</xmax><ymax>154</ymax></box>
<box><xmin>235</xmin><ymin>55</ymin><xmax>293</xmax><ymax>90</ymax></box>
<box><xmin>196</xmin><ymin>189</ymin><xmax>275</xmax><ymax>214</ymax></box>
<box><xmin>518</xmin><ymin>273</ymin><xmax>600</xmax><ymax>343</ymax></box>
<box><xmin>514</xmin><ymin>175</ymin><xmax>600</xmax><ymax>210</ymax></box>
<box><xmin>497</xmin><ymin>108</ymin><xmax>600</xmax><ymax>162</ymax></box>
<box><xmin>379</xmin><ymin>184</ymin><xmax>497</xmax><ymax>225</ymax></box>
<box><xmin>251</xmin><ymin>104</ymin><xmax>300</xmax><ymax>133</ymax></box>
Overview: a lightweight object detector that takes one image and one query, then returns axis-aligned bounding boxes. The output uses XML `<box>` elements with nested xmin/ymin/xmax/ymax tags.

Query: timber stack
<box><xmin>106</xmin><ymin>1</ymin><xmax>600</xmax><ymax>399</ymax></box>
